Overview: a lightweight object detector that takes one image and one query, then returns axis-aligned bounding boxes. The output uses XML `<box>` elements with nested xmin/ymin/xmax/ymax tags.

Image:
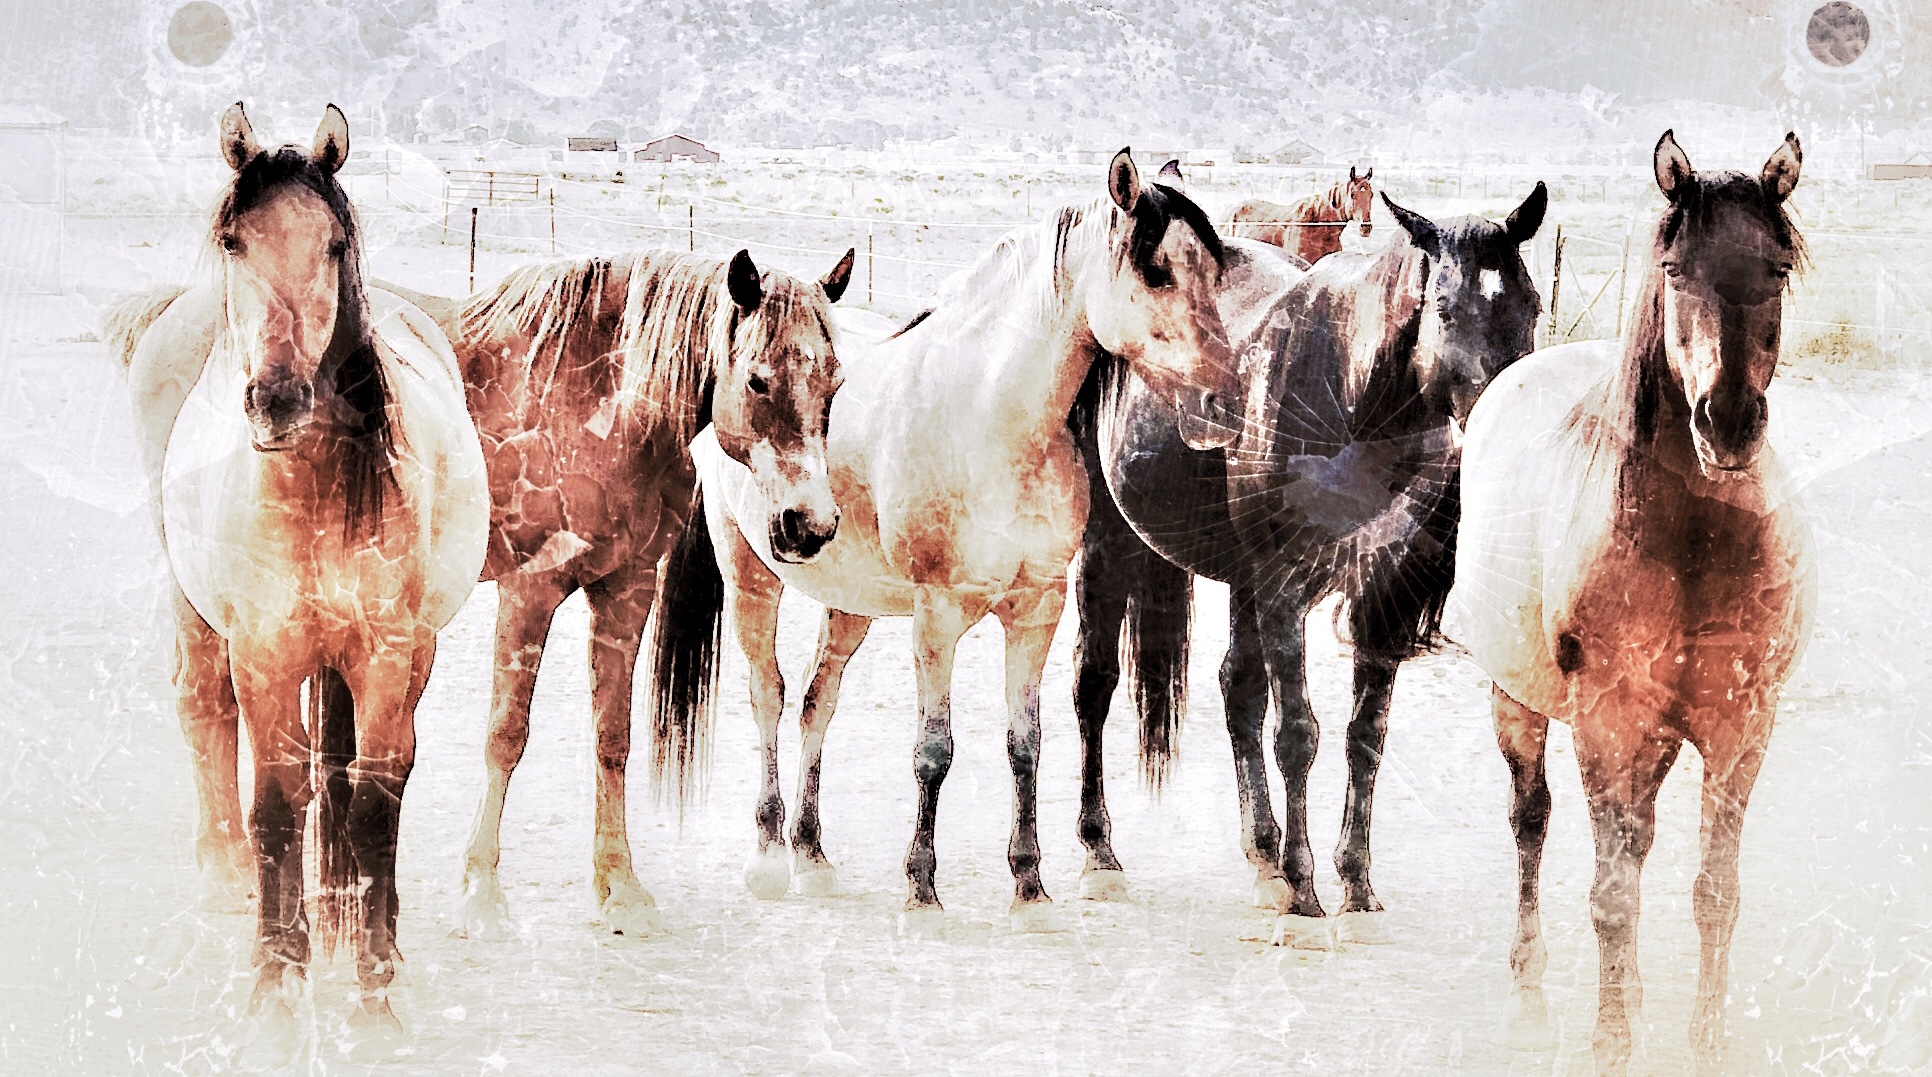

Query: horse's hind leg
<box><xmin>171</xmin><ymin>588</ymin><xmax>251</xmax><ymax>909</ymax></box>
<box><xmin>1577</xmin><ymin>713</ymin><xmax>1682</xmax><ymax>1076</ymax></box>
<box><xmin>997</xmin><ymin>584</ymin><xmax>1065</xmax><ymax>927</ymax></box>
<box><xmin>1493</xmin><ymin>684</ymin><xmax>1555</xmax><ymax>1050</ymax></box>
<box><xmin>457</xmin><ymin>573</ymin><xmax>569</xmax><ymax>938</ymax></box>
<box><xmin>792</xmin><ymin>609</ymin><xmax>871</xmax><ymax>896</ymax></box>
<box><xmin>723</xmin><ymin>522</ymin><xmax>792</xmax><ymax>900</ymax></box>
<box><xmin>585</xmin><ymin>569</ymin><xmax>661</xmax><ymax>934</ymax></box>
<box><xmin>1688</xmin><ymin>713</ymin><xmax>1770</xmax><ymax>1071</ymax></box>
<box><xmin>1335</xmin><ymin>651</ymin><xmax>1397</xmax><ymax>916</ymax></box>
<box><xmin>1225</xmin><ymin>585</ymin><xmax>1287</xmax><ymax>910</ymax></box>
<box><xmin>1072</xmin><ymin>531</ymin><xmax>1130</xmax><ymax>899</ymax></box>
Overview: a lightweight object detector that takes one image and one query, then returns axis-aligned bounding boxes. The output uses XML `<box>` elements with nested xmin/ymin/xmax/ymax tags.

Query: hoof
<box><xmin>897</xmin><ymin>905</ymin><xmax>946</xmax><ymax>939</ymax></box>
<box><xmin>599</xmin><ymin>879</ymin><xmax>661</xmax><ymax>936</ymax></box>
<box><xmin>744</xmin><ymin>846</ymin><xmax>792</xmax><ymax>901</ymax></box>
<box><xmin>452</xmin><ymin>873</ymin><xmax>514</xmax><ymax>940</ymax></box>
<box><xmin>1335</xmin><ymin>910</ymin><xmax>1391</xmax><ymax>945</ymax></box>
<box><xmin>1269</xmin><ymin>913</ymin><xmax>1333</xmax><ymax>950</ymax></box>
<box><xmin>1078</xmin><ymin>868</ymin><xmax>1129</xmax><ymax>902</ymax></box>
<box><xmin>240</xmin><ymin>987</ymin><xmax>303</xmax><ymax>1072</ymax></box>
<box><xmin>1252</xmin><ymin>876</ymin><xmax>1293</xmax><ymax>913</ymax></box>
<box><xmin>792</xmin><ymin>863</ymin><xmax>841</xmax><ymax>898</ymax></box>
<box><xmin>344</xmin><ymin>997</ymin><xmax>408</xmax><ymax>1064</ymax></box>
<box><xmin>1008</xmin><ymin>900</ymin><xmax>1063</xmax><ymax>934</ymax></box>
<box><xmin>1499</xmin><ymin>986</ymin><xmax>1554</xmax><ymax>1051</ymax></box>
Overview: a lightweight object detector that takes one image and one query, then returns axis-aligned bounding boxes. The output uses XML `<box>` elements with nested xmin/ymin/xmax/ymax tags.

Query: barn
<box><xmin>633</xmin><ymin>134</ymin><xmax>720</xmax><ymax>164</ymax></box>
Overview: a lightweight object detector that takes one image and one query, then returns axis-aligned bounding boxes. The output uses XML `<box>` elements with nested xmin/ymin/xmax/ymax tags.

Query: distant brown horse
<box><xmin>438</xmin><ymin>245</ymin><xmax>854</xmax><ymax>938</ymax></box>
<box><xmin>1225</xmin><ymin>167</ymin><xmax>1374</xmax><ymax>266</ymax></box>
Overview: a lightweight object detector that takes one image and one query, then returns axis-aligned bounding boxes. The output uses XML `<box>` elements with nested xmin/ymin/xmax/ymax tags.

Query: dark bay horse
<box><xmin>1072</xmin><ymin>184</ymin><xmax>1547</xmax><ymax>941</ymax></box>
<box><xmin>1447</xmin><ymin>132</ymin><xmax>1815</xmax><ymax>1075</ymax></box>
<box><xmin>444</xmin><ymin>245</ymin><xmax>854</xmax><ymax>938</ymax></box>
<box><xmin>1225</xmin><ymin>167</ymin><xmax>1375</xmax><ymax>266</ymax></box>
<box><xmin>112</xmin><ymin>103</ymin><xmax>489</xmax><ymax>1053</ymax></box>
<box><xmin>652</xmin><ymin>150</ymin><xmax>1243</xmax><ymax>925</ymax></box>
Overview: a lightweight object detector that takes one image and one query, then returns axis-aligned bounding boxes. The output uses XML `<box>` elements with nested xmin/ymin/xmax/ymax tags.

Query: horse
<box><xmin>441</xmin><ymin>244</ymin><xmax>853</xmax><ymax>938</ymax></box>
<box><xmin>109</xmin><ymin>103</ymin><xmax>489</xmax><ymax>1049</ymax></box>
<box><xmin>649</xmin><ymin>149</ymin><xmax>1244</xmax><ymax>923</ymax></box>
<box><xmin>1225</xmin><ymin>166</ymin><xmax>1375</xmax><ymax>266</ymax></box>
<box><xmin>1072</xmin><ymin>183</ymin><xmax>1547</xmax><ymax>939</ymax></box>
<box><xmin>1445</xmin><ymin>131</ymin><xmax>1815</xmax><ymax>1075</ymax></box>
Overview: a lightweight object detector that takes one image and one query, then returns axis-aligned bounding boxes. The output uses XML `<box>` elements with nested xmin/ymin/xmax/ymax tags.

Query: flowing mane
<box><xmin>212</xmin><ymin>145</ymin><xmax>394</xmax><ymax>535</ymax></box>
<box><xmin>461</xmin><ymin>250</ymin><xmax>834</xmax><ymax>446</ymax></box>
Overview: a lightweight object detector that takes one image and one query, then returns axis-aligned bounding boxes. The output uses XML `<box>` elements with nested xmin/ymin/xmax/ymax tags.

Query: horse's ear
<box><xmin>821</xmin><ymin>247</ymin><xmax>855</xmax><ymax>303</ymax></box>
<box><xmin>1107</xmin><ymin>148</ymin><xmax>1140</xmax><ymax>212</ymax></box>
<box><xmin>1350</xmin><ymin>165</ymin><xmax>1358</xmax><ymax>182</ymax></box>
<box><xmin>727</xmin><ymin>250</ymin><xmax>763</xmax><ymax>312</ymax></box>
<box><xmin>1382</xmin><ymin>193</ymin><xmax>1441</xmax><ymax>257</ymax></box>
<box><xmin>1363</xmin><ymin>167</ymin><xmax>1372</xmax><ymax>182</ymax></box>
<box><xmin>219</xmin><ymin>102</ymin><xmax>261</xmax><ymax>172</ymax></box>
<box><xmin>1504</xmin><ymin>181</ymin><xmax>1548</xmax><ymax>245</ymax></box>
<box><xmin>1761</xmin><ymin>132</ymin><xmax>1802</xmax><ymax>203</ymax></box>
<box><xmin>1158</xmin><ymin>159</ymin><xmax>1184</xmax><ymax>186</ymax></box>
<box><xmin>1654</xmin><ymin>129</ymin><xmax>1694</xmax><ymax>201</ymax></box>
<box><xmin>313</xmin><ymin>104</ymin><xmax>350</xmax><ymax>174</ymax></box>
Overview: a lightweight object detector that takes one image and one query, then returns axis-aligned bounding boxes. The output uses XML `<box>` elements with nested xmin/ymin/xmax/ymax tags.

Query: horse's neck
<box><xmin>1307</xmin><ymin>187</ymin><xmax>1343</xmax><ymax>222</ymax></box>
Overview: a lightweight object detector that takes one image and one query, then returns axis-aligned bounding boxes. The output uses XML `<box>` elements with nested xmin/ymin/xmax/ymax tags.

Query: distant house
<box><xmin>462</xmin><ymin>124</ymin><xmax>489</xmax><ymax>145</ymax></box>
<box><xmin>567</xmin><ymin>136</ymin><xmax>620</xmax><ymax>153</ymax></box>
<box><xmin>1271</xmin><ymin>139</ymin><xmax>1320</xmax><ymax>165</ymax></box>
<box><xmin>634</xmin><ymin>134</ymin><xmax>720</xmax><ymax>164</ymax></box>
<box><xmin>564</xmin><ymin>136</ymin><xmax>624</xmax><ymax>177</ymax></box>
<box><xmin>1873</xmin><ymin>151</ymin><xmax>1932</xmax><ymax>181</ymax></box>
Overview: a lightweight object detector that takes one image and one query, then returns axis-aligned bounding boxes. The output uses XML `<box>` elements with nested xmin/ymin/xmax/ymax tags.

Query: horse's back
<box><xmin>1445</xmin><ymin>340</ymin><xmax>1620</xmax><ymax>714</ymax></box>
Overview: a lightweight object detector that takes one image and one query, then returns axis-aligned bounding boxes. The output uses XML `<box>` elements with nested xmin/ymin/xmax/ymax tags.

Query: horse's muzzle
<box><xmin>770</xmin><ymin>506</ymin><xmax>839</xmax><ymax>564</ymax></box>
<box><xmin>1360</xmin><ymin>222</ymin><xmax>1373</xmax><ymax>237</ymax></box>
<box><xmin>1176</xmin><ymin>388</ymin><xmax>1240</xmax><ymax>451</ymax></box>
<box><xmin>244</xmin><ymin>377</ymin><xmax>315</xmax><ymax>450</ymax></box>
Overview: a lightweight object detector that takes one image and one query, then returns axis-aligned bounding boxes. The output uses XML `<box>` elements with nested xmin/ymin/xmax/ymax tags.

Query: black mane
<box><xmin>1132</xmin><ymin>182</ymin><xmax>1225</xmax><ymax>278</ymax></box>
<box><xmin>216</xmin><ymin>146</ymin><xmax>395</xmax><ymax>535</ymax></box>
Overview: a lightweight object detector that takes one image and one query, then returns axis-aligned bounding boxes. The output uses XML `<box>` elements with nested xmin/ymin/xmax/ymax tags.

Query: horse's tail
<box><xmin>103</xmin><ymin>285</ymin><xmax>188</xmax><ymax>369</ymax></box>
<box><xmin>1125</xmin><ymin>550</ymin><xmax>1193</xmax><ymax>790</ymax></box>
<box><xmin>646</xmin><ymin>488</ymin><xmax>724</xmax><ymax>810</ymax></box>
<box><xmin>1068</xmin><ymin>351</ymin><xmax>1193</xmax><ymax>790</ymax></box>
<box><xmin>310</xmin><ymin>665</ymin><xmax>359</xmax><ymax>957</ymax></box>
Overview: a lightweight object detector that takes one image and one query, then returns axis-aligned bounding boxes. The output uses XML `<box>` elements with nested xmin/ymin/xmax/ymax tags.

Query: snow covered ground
<box><xmin>4</xmin><ymin>215</ymin><xmax>1932</xmax><ymax>1076</ymax></box>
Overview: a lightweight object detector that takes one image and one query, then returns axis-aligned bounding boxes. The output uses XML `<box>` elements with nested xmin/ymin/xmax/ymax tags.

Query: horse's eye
<box><xmin>220</xmin><ymin>234</ymin><xmax>244</xmax><ymax>256</ymax></box>
<box><xmin>747</xmin><ymin>374</ymin><xmax>770</xmax><ymax>395</ymax></box>
<box><xmin>1662</xmin><ymin>262</ymin><xmax>1683</xmax><ymax>279</ymax></box>
<box><xmin>1142</xmin><ymin>262</ymin><xmax>1175</xmax><ymax>290</ymax></box>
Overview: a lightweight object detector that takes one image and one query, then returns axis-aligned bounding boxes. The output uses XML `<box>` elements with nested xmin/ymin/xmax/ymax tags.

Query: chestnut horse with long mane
<box><xmin>109</xmin><ymin>103</ymin><xmax>489</xmax><ymax>1053</ymax></box>
<box><xmin>1225</xmin><ymin>166</ymin><xmax>1374</xmax><ymax>266</ymax></box>
<box><xmin>426</xmin><ymin>244</ymin><xmax>854</xmax><ymax>939</ymax></box>
<box><xmin>1447</xmin><ymin>131</ymin><xmax>1815</xmax><ymax>1074</ymax></box>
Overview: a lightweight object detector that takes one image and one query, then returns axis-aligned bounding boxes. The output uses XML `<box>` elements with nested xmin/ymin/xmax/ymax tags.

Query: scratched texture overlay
<box><xmin>4</xmin><ymin>1</ymin><xmax>1932</xmax><ymax>1074</ymax></box>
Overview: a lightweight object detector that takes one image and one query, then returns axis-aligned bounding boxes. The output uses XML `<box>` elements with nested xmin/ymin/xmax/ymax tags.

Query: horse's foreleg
<box><xmin>1577</xmin><ymin>718</ymin><xmax>1682</xmax><ymax>1076</ymax></box>
<box><xmin>905</xmin><ymin>590</ymin><xmax>974</xmax><ymax>913</ymax></box>
<box><xmin>1688</xmin><ymin>716</ymin><xmax>1770</xmax><ymax>1071</ymax></box>
<box><xmin>725</xmin><ymin>526</ymin><xmax>791</xmax><ymax>900</ymax></box>
<box><xmin>342</xmin><ymin>645</ymin><xmax>418</xmax><ymax>1031</ymax></box>
<box><xmin>1494</xmin><ymin>684</ymin><xmax>1555</xmax><ymax>1050</ymax></box>
<box><xmin>457</xmin><ymin>573</ymin><xmax>568</xmax><ymax>937</ymax></box>
<box><xmin>1256</xmin><ymin>594</ymin><xmax>1325</xmax><ymax>927</ymax></box>
<box><xmin>231</xmin><ymin>661</ymin><xmax>312</xmax><ymax>1019</ymax></box>
<box><xmin>1072</xmin><ymin>542</ymin><xmax>1129</xmax><ymax>894</ymax></box>
<box><xmin>585</xmin><ymin>570</ymin><xmax>660</xmax><ymax>933</ymax></box>
<box><xmin>1335</xmin><ymin>652</ymin><xmax>1397</xmax><ymax>914</ymax></box>
<box><xmin>998</xmin><ymin>586</ymin><xmax>1064</xmax><ymax>922</ymax></box>
<box><xmin>1224</xmin><ymin>586</ymin><xmax>1286</xmax><ymax>909</ymax></box>
<box><xmin>792</xmin><ymin>609</ymin><xmax>871</xmax><ymax>896</ymax></box>
<box><xmin>171</xmin><ymin>588</ymin><xmax>250</xmax><ymax>908</ymax></box>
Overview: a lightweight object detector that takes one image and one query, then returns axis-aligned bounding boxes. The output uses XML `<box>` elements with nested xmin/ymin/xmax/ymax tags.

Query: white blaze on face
<box><xmin>1480</xmin><ymin>268</ymin><xmax>1503</xmax><ymax>300</ymax></box>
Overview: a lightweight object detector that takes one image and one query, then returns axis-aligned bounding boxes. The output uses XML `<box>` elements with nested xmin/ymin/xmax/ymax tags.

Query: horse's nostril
<box><xmin>778</xmin><ymin>508</ymin><xmax>805</xmax><ymax>547</ymax></box>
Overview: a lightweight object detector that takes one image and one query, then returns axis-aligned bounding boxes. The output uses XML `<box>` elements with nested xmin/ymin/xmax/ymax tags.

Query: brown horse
<box><xmin>1447</xmin><ymin>131</ymin><xmax>1815</xmax><ymax>1074</ymax></box>
<box><xmin>444</xmin><ymin>245</ymin><xmax>854</xmax><ymax>938</ymax></box>
<box><xmin>1224</xmin><ymin>166</ymin><xmax>1374</xmax><ymax>266</ymax></box>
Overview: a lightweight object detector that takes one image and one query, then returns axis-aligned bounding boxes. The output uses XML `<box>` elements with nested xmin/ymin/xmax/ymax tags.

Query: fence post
<box><xmin>1615</xmin><ymin>220</ymin><xmax>1632</xmax><ymax>338</ymax></box>
<box><xmin>488</xmin><ymin>171</ymin><xmax>495</xmax><ymax>208</ymax></box>
<box><xmin>469</xmin><ymin>207</ymin><xmax>478</xmax><ymax>294</ymax></box>
<box><xmin>867</xmin><ymin>224</ymin><xmax>875</xmax><ymax>305</ymax></box>
<box><xmin>688</xmin><ymin>204</ymin><xmax>694</xmax><ymax>253</ymax></box>
<box><xmin>442</xmin><ymin>174</ymin><xmax>450</xmax><ymax>245</ymax></box>
<box><xmin>1547</xmin><ymin>225</ymin><xmax>1565</xmax><ymax>347</ymax></box>
<box><xmin>550</xmin><ymin>187</ymin><xmax>556</xmax><ymax>255</ymax></box>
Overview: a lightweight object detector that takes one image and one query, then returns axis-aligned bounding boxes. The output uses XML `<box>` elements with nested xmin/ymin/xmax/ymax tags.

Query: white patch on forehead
<box><xmin>1480</xmin><ymin>269</ymin><xmax>1503</xmax><ymax>299</ymax></box>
